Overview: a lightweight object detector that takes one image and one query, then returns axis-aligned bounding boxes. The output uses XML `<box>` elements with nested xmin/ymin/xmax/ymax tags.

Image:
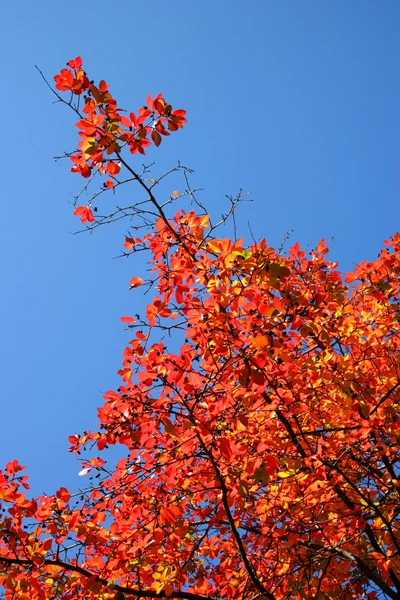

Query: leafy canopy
<box><xmin>0</xmin><ymin>58</ymin><xmax>399</xmax><ymax>600</ymax></box>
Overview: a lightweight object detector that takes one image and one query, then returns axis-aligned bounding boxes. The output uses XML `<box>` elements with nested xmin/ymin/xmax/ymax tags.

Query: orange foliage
<box><xmin>0</xmin><ymin>59</ymin><xmax>399</xmax><ymax>600</ymax></box>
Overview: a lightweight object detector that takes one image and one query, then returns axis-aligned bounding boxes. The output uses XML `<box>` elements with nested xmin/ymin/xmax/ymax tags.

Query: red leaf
<box><xmin>160</xmin><ymin>504</ymin><xmax>182</xmax><ymax>525</ymax></box>
<box><xmin>119</xmin><ymin>115</ymin><xmax>132</xmax><ymax>127</ymax></box>
<box><xmin>151</xmin><ymin>130</ymin><xmax>162</xmax><ymax>147</ymax></box>
<box><xmin>98</xmin><ymin>79</ymin><xmax>108</xmax><ymax>92</ymax></box>
<box><xmin>73</xmin><ymin>206</ymin><xmax>94</xmax><ymax>224</ymax></box>
<box><xmin>106</xmin><ymin>161</ymin><xmax>121</xmax><ymax>176</ymax></box>
<box><xmin>54</xmin><ymin>68</ymin><xmax>74</xmax><ymax>91</ymax></box>
<box><xmin>129</xmin><ymin>277</ymin><xmax>143</xmax><ymax>289</ymax></box>
<box><xmin>5</xmin><ymin>460</ymin><xmax>25</xmax><ymax>475</ymax></box>
<box><xmin>67</xmin><ymin>56</ymin><xmax>82</xmax><ymax>70</ymax></box>
<box><xmin>264</xmin><ymin>455</ymin><xmax>277</xmax><ymax>475</ymax></box>
<box><xmin>56</xmin><ymin>487</ymin><xmax>71</xmax><ymax>502</ymax></box>
<box><xmin>146</xmin><ymin>94</ymin><xmax>154</xmax><ymax>109</ymax></box>
<box><xmin>218</xmin><ymin>438</ymin><xmax>233</xmax><ymax>460</ymax></box>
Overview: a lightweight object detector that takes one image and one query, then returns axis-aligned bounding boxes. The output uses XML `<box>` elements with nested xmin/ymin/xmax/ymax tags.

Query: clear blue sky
<box><xmin>1</xmin><ymin>1</ymin><xmax>399</xmax><ymax>495</ymax></box>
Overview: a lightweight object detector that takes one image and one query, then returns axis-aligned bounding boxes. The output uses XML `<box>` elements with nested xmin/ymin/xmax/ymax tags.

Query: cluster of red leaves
<box><xmin>54</xmin><ymin>57</ymin><xmax>186</xmax><ymax>224</ymax></box>
<box><xmin>0</xmin><ymin>61</ymin><xmax>399</xmax><ymax>600</ymax></box>
<box><xmin>1</xmin><ymin>221</ymin><xmax>400</xmax><ymax>599</ymax></box>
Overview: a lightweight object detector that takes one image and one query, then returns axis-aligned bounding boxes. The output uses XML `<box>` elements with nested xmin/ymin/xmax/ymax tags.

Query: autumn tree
<box><xmin>0</xmin><ymin>57</ymin><xmax>399</xmax><ymax>600</ymax></box>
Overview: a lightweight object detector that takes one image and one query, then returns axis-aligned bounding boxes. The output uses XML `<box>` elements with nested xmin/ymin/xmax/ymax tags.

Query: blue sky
<box><xmin>1</xmin><ymin>1</ymin><xmax>399</xmax><ymax>495</ymax></box>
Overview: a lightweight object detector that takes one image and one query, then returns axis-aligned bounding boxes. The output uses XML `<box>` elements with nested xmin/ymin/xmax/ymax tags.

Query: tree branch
<box><xmin>0</xmin><ymin>555</ymin><xmax>213</xmax><ymax>600</ymax></box>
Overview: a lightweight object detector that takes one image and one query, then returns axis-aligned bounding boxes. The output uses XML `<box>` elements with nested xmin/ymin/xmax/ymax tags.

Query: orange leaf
<box><xmin>73</xmin><ymin>206</ymin><xmax>94</xmax><ymax>224</ymax></box>
<box><xmin>67</xmin><ymin>56</ymin><xmax>82</xmax><ymax>69</ymax></box>
<box><xmin>124</xmin><ymin>237</ymin><xmax>136</xmax><ymax>250</ymax></box>
<box><xmin>106</xmin><ymin>161</ymin><xmax>121</xmax><ymax>176</ymax></box>
<box><xmin>129</xmin><ymin>277</ymin><xmax>143</xmax><ymax>289</ymax></box>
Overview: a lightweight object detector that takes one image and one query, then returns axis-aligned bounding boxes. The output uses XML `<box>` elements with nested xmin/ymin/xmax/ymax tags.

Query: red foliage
<box><xmin>73</xmin><ymin>205</ymin><xmax>94</xmax><ymax>224</ymax></box>
<box><xmin>0</xmin><ymin>58</ymin><xmax>399</xmax><ymax>600</ymax></box>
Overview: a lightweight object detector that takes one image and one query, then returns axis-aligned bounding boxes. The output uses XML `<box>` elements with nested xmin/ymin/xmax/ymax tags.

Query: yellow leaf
<box><xmin>207</xmin><ymin>238</ymin><xmax>231</xmax><ymax>254</ymax></box>
<box><xmin>80</xmin><ymin>137</ymin><xmax>97</xmax><ymax>157</ymax></box>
